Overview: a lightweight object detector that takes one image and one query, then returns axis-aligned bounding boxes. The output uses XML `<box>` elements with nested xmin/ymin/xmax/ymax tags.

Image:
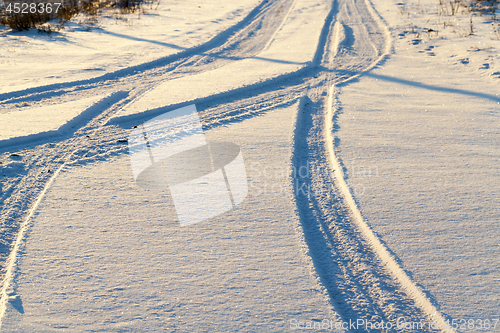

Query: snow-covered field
<box><xmin>0</xmin><ymin>0</ymin><xmax>498</xmax><ymax>332</ymax></box>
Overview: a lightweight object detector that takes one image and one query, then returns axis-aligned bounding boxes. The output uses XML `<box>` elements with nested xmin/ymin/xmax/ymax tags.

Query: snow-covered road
<box><xmin>0</xmin><ymin>0</ymin><xmax>498</xmax><ymax>331</ymax></box>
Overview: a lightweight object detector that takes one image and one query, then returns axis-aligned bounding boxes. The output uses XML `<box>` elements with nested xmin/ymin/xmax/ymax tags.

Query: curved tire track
<box><xmin>289</xmin><ymin>0</ymin><xmax>455</xmax><ymax>332</ymax></box>
<box><xmin>0</xmin><ymin>0</ymin><xmax>299</xmax><ymax>326</ymax></box>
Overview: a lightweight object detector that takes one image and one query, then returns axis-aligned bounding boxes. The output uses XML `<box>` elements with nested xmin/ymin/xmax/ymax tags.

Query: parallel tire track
<box><xmin>289</xmin><ymin>0</ymin><xmax>455</xmax><ymax>331</ymax></box>
<box><xmin>0</xmin><ymin>0</ymin><xmax>294</xmax><ymax>108</ymax></box>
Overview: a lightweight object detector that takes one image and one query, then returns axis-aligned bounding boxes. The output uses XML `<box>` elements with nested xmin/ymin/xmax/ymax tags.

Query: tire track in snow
<box><xmin>293</xmin><ymin>87</ymin><xmax>429</xmax><ymax>331</ymax></box>
<box><xmin>288</xmin><ymin>0</ymin><xmax>455</xmax><ymax>331</ymax></box>
<box><xmin>0</xmin><ymin>0</ymin><xmax>293</xmax><ymax>108</ymax></box>
<box><xmin>0</xmin><ymin>92</ymin><xmax>132</xmax><ymax>329</ymax></box>
<box><xmin>325</xmin><ymin>85</ymin><xmax>454</xmax><ymax>332</ymax></box>
<box><xmin>0</xmin><ymin>0</ymin><xmax>313</xmax><ymax>328</ymax></box>
<box><xmin>0</xmin><ymin>161</ymin><xmax>67</xmax><ymax>323</ymax></box>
